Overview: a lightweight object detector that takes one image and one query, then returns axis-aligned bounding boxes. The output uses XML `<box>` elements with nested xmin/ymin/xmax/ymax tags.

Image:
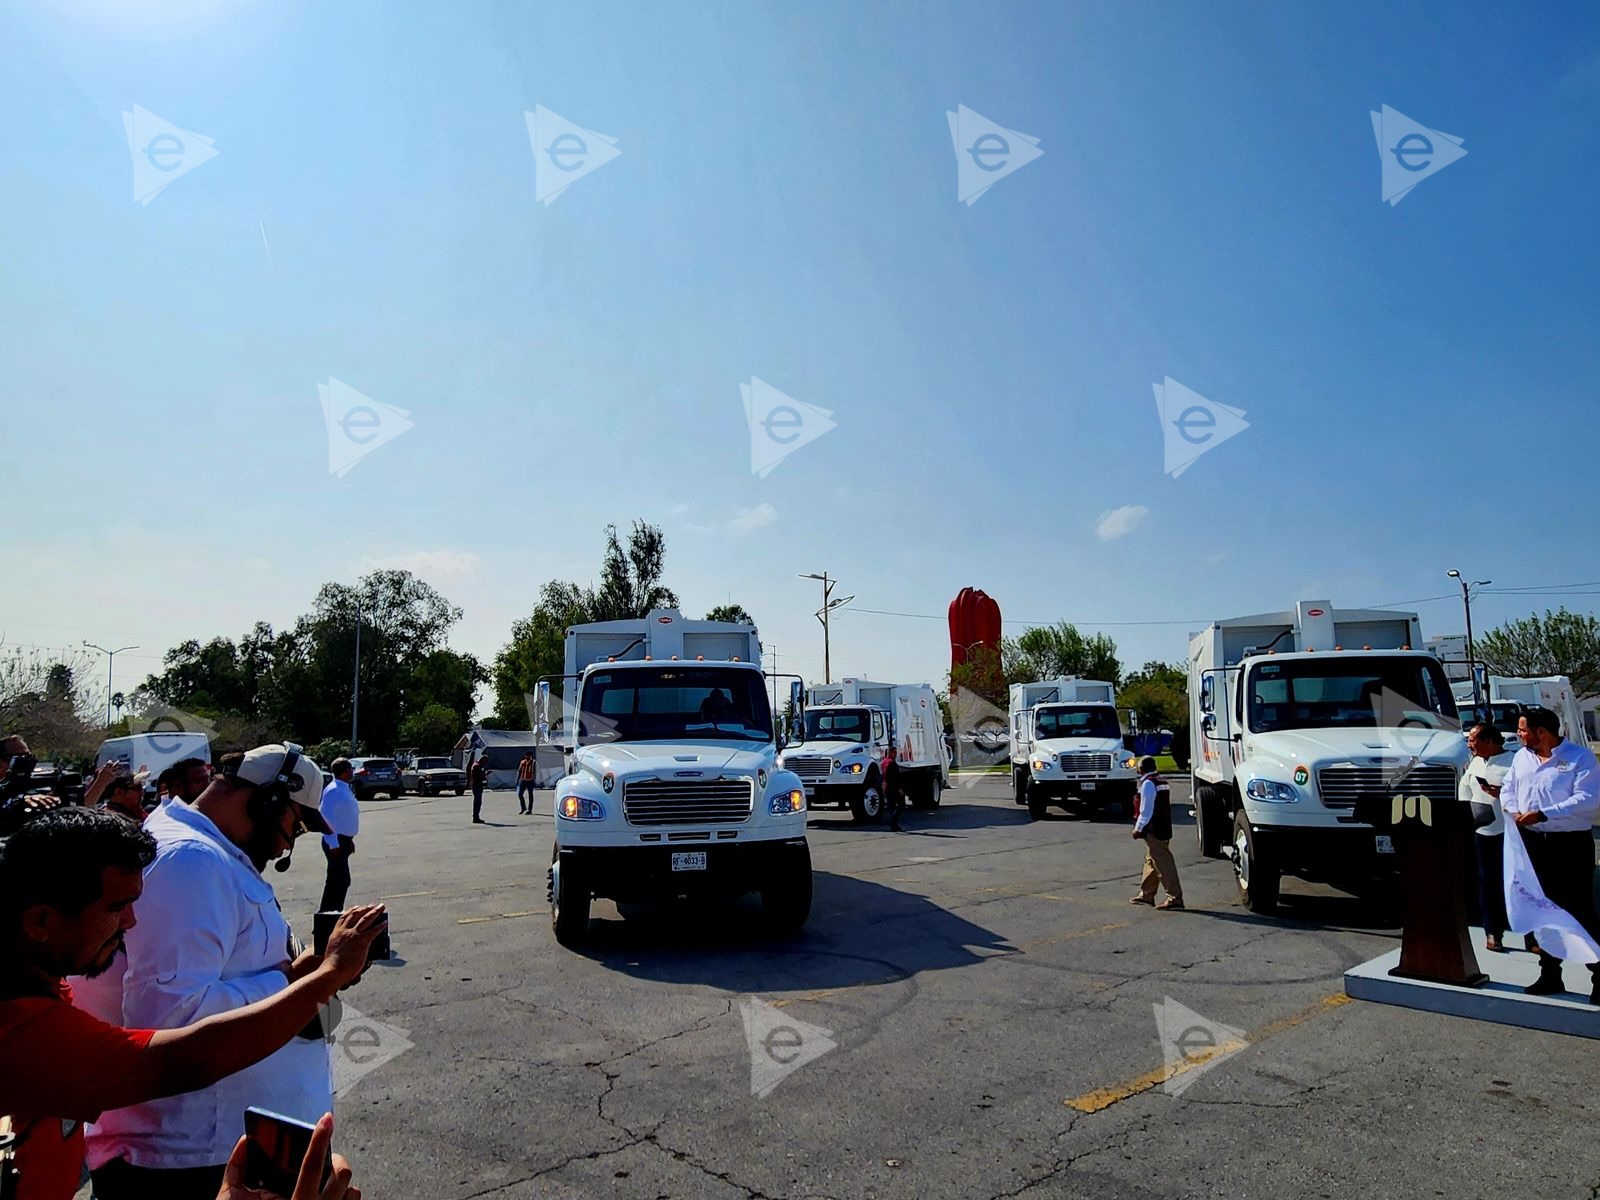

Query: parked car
<box><xmin>349</xmin><ymin>757</ymin><xmax>403</xmax><ymax>801</ymax></box>
<box><xmin>401</xmin><ymin>755</ymin><xmax>468</xmax><ymax>796</ymax></box>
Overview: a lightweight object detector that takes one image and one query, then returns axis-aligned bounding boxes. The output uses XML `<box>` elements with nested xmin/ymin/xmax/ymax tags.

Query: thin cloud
<box><xmin>726</xmin><ymin>503</ymin><xmax>778</xmax><ymax>534</ymax></box>
<box><xmin>1095</xmin><ymin>505</ymin><xmax>1149</xmax><ymax>542</ymax></box>
<box><xmin>358</xmin><ymin>550</ymin><xmax>479</xmax><ymax>578</ymax></box>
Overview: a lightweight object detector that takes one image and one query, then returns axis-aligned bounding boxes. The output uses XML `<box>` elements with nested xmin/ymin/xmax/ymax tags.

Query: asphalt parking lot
<box><xmin>270</xmin><ymin>773</ymin><xmax>1600</xmax><ymax>1200</ymax></box>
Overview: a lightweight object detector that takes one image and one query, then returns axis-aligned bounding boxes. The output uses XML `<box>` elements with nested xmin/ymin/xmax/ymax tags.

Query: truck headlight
<box><xmin>1245</xmin><ymin>779</ymin><xmax>1299</xmax><ymax>804</ymax></box>
<box><xmin>845</xmin><ymin>761</ymin><xmax>863</xmax><ymax>774</ymax></box>
<box><xmin>558</xmin><ymin>795</ymin><xmax>605</xmax><ymax>820</ymax></box>
<box><xmin>769</xmin><ymin>789</ymin><xmax>806</xmax><ymax>815</ymax></box>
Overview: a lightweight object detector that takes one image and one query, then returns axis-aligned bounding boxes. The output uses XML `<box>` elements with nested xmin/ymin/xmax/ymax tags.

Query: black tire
<box><xmin>1026</xmin><ymin>779</ymin><xmax>1049</xmax><ymax>821</ymax></box>
<box><xmin>761</xmin><ymin>842</ymin><xmax>813</xmax><ymax>935</ymax></box>
<box><xmin>850</xmin><ymin>776</ymin><xmax>885</xmax><ymax>823</ymax></box>
<box><xmin>549</xmin><ymin>845</ymin><xmax>591</xmax><ymax>947</ymax></box>
<box><xmin>1232</xmin><ymin>810</ymin><xmax>1280</xmax><ymax>914</ymax></box>
<box><xmin>1195</xmin><ymin>784</ymin><xmax>1226</xmax><ymax>859</ymax></box>
<box><xmin>1013</xmin><ymin>766</ymin><xmax>1028</xmax><ymax>806</ymax></box>
<box><xmin>422</xmin><ymin>784</ymin><xmax>435</xmax><ymax>797</ymax></box>
<box><xmin>924</xmin><ymin>774</ymin><xmax>943</xmax><ymax>810</ymax></box>
<box><xmin>455</xmin><ymin>788</ymin><xmax>465</xmax><ymax>796</ymax></box>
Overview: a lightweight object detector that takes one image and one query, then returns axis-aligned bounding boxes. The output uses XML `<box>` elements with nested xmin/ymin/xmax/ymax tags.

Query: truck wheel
<box><xmin>924</xmin><ymin>775</ymin><xmax>943</xmax><ymax>809</ymax></box>
<box><xmin>1013</xmin><ymin>767</ymin><xmax>1028</xmax><ymax>806</ymax></box>
<box><xmin>1232</xmin><ymin>810</ymin><xmax>1280</xmax><ymax>914</ymax></box>
<box><xmin>761</xmin><ymin>843</ymin><xmax>813</xmax><ymax>935</ymax></box>
<box><xmin>1026</xmin><ymin>780</ymin><xmax>1049</xmax><ymax>821</ymax></box>
<box><xmin>1194</xmin><ymin>784</ymin><xmax>1226</xmax><ymax>859</ymax></box>
<box><xmin>455</xmin><ymin>788</ymin><xmax>466</xmax><ymax>796</ymax></box>
<box><xmin>850</xmin><ymin>778</ymin><xmax>884</xmax><ymax>823</ymax></box>
<box><xmin>549</xmin><ymin>846</ymin><xmax>591</xmax><ymax>947</ymax></box>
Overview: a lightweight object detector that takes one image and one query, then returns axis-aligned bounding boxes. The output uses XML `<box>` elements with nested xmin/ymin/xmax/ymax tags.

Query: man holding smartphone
<box><xmin>82</xmin><ymin>744</ymin><xmax>369</xmax><ymax>1199</ymax></box>
<box><xmin>0</xmin><ymin>806</ymin><xmax>385</xmax><ymax>1200</ymax></box>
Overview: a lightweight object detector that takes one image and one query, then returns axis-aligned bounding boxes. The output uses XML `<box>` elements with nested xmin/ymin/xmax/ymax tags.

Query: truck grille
<box><xmin>786</xmin><ymin>756</ymin><xmax>833</xmax><ymax>782</ymax></box>
<box><xmin>1316</xmin><ymin>764</ymin><xmax>1456</xmax><ymax>811</ymax></box>
<box><xmin>623</xmin><ymin>777</ymin><xmax>754</xmax><ymax>825</ymax></box>
<box><xmin>1059</xmin><ymin>753</ymin><xmax>1112</xmax><ymax>772</ymax></box>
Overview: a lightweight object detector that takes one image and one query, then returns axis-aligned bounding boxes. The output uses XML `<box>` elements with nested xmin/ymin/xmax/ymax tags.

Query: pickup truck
<box><xmin>400</xmin><ymin>755</ymin><xmax>468</xmax><ymax>797</ymax></box>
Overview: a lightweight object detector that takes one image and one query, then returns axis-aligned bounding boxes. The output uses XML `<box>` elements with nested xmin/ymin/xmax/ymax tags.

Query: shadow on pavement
<box><xmin>805</xmin><ymin>800</ymin><xmax>1034</xmax><ymax>833</ymax></box>
<box><xmin>579</xmin><ymin>870</ymin><xmax>1013</xmax><ymax>993</ymax></box>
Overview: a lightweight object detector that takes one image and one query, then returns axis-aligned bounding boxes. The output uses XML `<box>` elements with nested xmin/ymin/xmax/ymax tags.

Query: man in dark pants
<box><xmin>319</xmin><ymin>758</ymin><xmax>359</xmax><ymax>912</ymax></box>
<box><xmin>469</xmin><ymin>755</ymin><xmax>488</xmax><ymax>824</ymax></box>
<box><xmin>516</xmin><ymin>752</ymin><xmax>537</xmax><ymax>815</ymax></box>
<box><xmin>1501</xmin><ymin>707</ymin><xmax>1600</xmax><ymax>1000</ymax></box>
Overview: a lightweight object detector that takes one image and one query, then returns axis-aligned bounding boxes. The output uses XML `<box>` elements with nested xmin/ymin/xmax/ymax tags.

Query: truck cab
<box><xmin>1008</xmin><ymin>679</ymin><xmax>1135</xmax><ymax>819</ymax></box>
<box><xmin>1190</xmin><ymin>601</ymin><xmax>1468</xmax><ymax>914</ymax></box>
<box><xmin>540</xmin><ymin>610</ymin><xmax>811</xmax><ymax>948</ymax></box>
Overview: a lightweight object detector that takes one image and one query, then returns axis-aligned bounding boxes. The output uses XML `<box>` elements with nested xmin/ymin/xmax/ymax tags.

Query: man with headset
<box><xmin>84</xmin><ymin>743</ymin><xmax>358</xmax><ymax>1200</ymax></box>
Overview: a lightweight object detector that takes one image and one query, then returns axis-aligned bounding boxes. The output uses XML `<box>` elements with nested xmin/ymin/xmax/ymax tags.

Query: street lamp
<box><xmin>83</xmin><ymin>641</ymin><xmax>139</xmax><ymax>728</ymax></box>
<box><xmin>799</xmin><ymin>572</ymin><xmax>854</xmax><ymax>685</ymax></box>
<box><xmin>1446</xmin><ymin>570</ymin><xmax>1491</xmax><ymax>708</ymax></box>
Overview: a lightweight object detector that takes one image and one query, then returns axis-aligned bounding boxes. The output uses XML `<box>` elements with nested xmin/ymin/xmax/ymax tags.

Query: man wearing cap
<box><xmin>83</xmin><ymin>744</ymin><xmax>346</xmax><ymax>1200</ymax></box>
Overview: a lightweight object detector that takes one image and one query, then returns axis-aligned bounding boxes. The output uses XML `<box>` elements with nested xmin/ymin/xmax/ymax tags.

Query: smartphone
<box><xmin>242</xmin><ymin>1108</ymin><xmax>329</xmax><ymax>1195</ymax></box>
<box><xmin>313</xmin><ymin>910</ymin><xmax>391</xmax><ymax>963</ymax></box>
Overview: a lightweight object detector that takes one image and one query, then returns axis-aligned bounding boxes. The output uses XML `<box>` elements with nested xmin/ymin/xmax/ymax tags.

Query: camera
<box><xmin>0</xmin><ymin>753</ymin><xmax>38</xmax><ymax>804</ymax></box>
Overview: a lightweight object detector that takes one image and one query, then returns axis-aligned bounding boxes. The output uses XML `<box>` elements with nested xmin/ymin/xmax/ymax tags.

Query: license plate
<box><xmin>1080</xmin><ymin>781</ymin><xmax>1097</xmax><ymax>791</ymax></box>
<box><xmin>803</xmin><ymin>785</ymin><xmax>815</xmax><ymax>797</ymax></box>
<box><xmin>671</xmin><ymin>852</ymin><xmax>708</xmax><ymax>872</ymax></box>
<box><xmin>1375</xmin><ymin>835</ymin><xmax>1394</xmax><ymax>855</ymax></box>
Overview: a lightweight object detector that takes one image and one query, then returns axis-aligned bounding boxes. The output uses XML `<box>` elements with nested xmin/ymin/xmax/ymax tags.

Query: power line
<box><xmin>842</xmin><ymin>606</ymin><xmax>1204</xmax><ymax>628</ymax></box>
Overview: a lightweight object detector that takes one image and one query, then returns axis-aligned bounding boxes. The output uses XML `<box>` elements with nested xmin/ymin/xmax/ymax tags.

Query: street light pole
<box><xmin>1446</xmin><ymin>570</ymin><xmax>1492</xmax><ymax>709</ymax></box>
<box><xmin>83</xmin><ymin>641</ymin><xmax>138</xmax><ymax>728</ymax></box>
<box><xmin>799</xmin><ymin>573</ymin><xmax>855</xmax><ymax>685</ymax></box>
<box><xmin>350</xmin><ymin>597</ymin><xmax>363</xmax><ymax>751</ymax></box>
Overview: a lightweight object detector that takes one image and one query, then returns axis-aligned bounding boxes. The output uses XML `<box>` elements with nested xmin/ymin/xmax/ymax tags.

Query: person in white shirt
<box><xmin>1460</xmin><ymin>723</ymin><xmax>1516</xmax><ymax>951</ymax></box>
<box><xmin>319</xmin><ymin>758</ymin><xmax>361</xmax><ymax>913</ymax></box>
<box><xmin>1129</xmin><ymin>757</ymin><xmax>1184</xmax><ymax>911</ymax></box>
<box><xmin>86</xmin><ymin>743</ymin><xmax>344</xmax><ymax>1200</ymax></box>
<box><xmin>1499</xmin><ymin>707</ymin><xmax>1600</xmax><ymax>1000</ymax></box>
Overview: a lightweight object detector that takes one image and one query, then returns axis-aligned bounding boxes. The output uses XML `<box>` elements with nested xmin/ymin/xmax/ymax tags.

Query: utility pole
<box><xmin>1446</xmin><ymin>569</ymin><xmax>1492</xmax><ymax>709</ymax></box>
<box><xmin>350</xmin><ymin>596</ymin><xmax>362</xmax><ymax>751</ymax></box>
<box><xmin>83</xmin><ymin>641</ymin><xmax>138</xmax><ymax>728</ymax></box>
<box><xmin>799</xmin><ymin>572</ymin><xmax>855</xmax><ymax>685</ymax></box>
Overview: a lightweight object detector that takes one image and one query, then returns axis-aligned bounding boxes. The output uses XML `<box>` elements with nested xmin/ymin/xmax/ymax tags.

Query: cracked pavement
<box><xmin>265</xmin><ymin>777</ymin><xmax>1600</xmax><ymax>1199</ymax></box>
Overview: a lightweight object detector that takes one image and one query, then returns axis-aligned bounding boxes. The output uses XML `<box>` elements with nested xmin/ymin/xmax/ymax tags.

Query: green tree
<box><xmin>1118</xmin><ymin>661</ymin><xmax>1187</xmax><ymax>732</ymax></box>
<box><xmin>1479</xmin><ymin>608</ymin><xmax>1600</xmax><ymax>700</ymax></box>
<box><xmin>397</xmin><ymin>703</ymin><xmax>464</xmax><ymax>753</ymax></box>
<box><xmin>1000</xmin><ymin>623</ymin><xmax>1121</xmax><ymax>687</ymax></box>
<box><xmin>705</xmin><ymin>604</ymin><xmax>755</xmax><ymax>625</ymax></box>
<box><xmin>491</xmin><ymin>522</ymin><xmax>679</xmax><ymax>728</ymax></box>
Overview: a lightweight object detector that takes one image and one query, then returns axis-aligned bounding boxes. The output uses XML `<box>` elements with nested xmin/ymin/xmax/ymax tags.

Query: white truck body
<box><xmin>538</xmin><ymin>608</ymin><xmax>811</xmax><ymax>946</ymax></box>
<box><xmin>1480</xmin><ymin>676</ymin><xmax>1589</xmax><ymax>749</ymax></box>
<box><xmin>1189</xmin><ymin>600</ymin><xmax>1468</xmax><ymax>913</ymax></box>
<box><xmin>779</xmin><ymin>679</ymin><xmax>949</xmax><ymax>821</ymax></box>
<box><xmin>95</xmin><ymin>732</ymin><xmax>212</xmax><ymax>782</ymax></box>
<box><xmin>1007</xmin><ymin>679</ymin><xmax>1133</xmax><ymax>817</ymax></box>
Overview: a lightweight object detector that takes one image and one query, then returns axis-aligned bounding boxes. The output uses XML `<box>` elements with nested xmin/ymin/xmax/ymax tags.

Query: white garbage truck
<box><xmin>778</xmin><ymin>679</ymin><xmax>950</xmax><ymax>822</ymax></box>
<box><xmin>1189</xmin><ymin>600</ymin><xmax>1468</xmax><ymax>914</ymax></box>
<box><xmin>537</xmin><ymin>608</ymin><xmax>811</xmax><ymax>947</ymax></box>
<box><xmin>1007</xmin><ymin>679</ymin><xmax>1134</xmax><ymax>819</ymax></box>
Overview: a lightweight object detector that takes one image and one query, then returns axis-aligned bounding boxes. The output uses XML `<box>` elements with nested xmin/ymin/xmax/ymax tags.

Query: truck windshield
<box><xmin>1035</xmin><ymin>706</ymin><xmax>1121</xmax><ymax>739</ymax></box>
<box><xmin>578</xmin><ymin>666</ymin><xmax>774</xmax><ymax>743</ymax></box>
<box><xmin>1246</xmin><ymin>659</ymin><xmax>1458</xmax><ymax>733</ymax></box>
<box><xmin>799</xmin><ymin>709</ymin><xmax>871</xmax><ymax>744</ymax></box>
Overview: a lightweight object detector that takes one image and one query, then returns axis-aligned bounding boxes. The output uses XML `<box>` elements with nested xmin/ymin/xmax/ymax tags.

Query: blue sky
<box><xmin>4</xmin><ymin>0</ymin><xmax>1598</xmax><ymax>709</ymax></box>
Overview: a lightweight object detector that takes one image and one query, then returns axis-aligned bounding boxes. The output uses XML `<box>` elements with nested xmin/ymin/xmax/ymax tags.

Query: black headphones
<box><xmin>229</xmin><ymin>745</ymin><xmax>308</xmax><ymax>865</ymax></box>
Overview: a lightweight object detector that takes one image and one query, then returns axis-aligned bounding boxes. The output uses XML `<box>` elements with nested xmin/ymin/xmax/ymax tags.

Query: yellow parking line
<box><xmin>1063</xmin><ymin>993</ymin><xmax>1350</xmax><ymax>1114</ymax></box>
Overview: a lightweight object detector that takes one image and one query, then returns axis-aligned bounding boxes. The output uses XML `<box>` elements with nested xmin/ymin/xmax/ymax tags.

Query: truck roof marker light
<box><xmin>731</xmin><ymin>656</ymin><xmax>740</xmax><ymax>662</ymax></box>
<box><xmin>1306</xmin><ymin>647</ymin><xmax>1314</xmax><ymax>653</ymax></box>
<box><xmin>670</xmin><ymin>655</ymin><xmax>678</xmax><ymax>660</ymax></box>
<box><xmin>1402</xmin><ymin>644</ymin><xmax>1411</xmax><ymax>650</ymax></box>
<box><xmin>607</xmin><ymin>656</ymin><xmax>616</xmax><ymax>662</ymax></box>
<box><xmin>1334</xmin><ymin>645</ymin><xmax>1342</xmax><ymax>651</ymax></box>
<box><xmin>696</xmin><ymin>655</ymin><xmax>705</xmax><ymax>661</ymax></box>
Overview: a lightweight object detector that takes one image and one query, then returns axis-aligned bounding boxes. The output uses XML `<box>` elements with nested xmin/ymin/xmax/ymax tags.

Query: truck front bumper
<box><xmin>557</xmin><ymin>838</ymin><xmax>809</xmax><ymax>903</ymax></box>
<box><xmin>1246</xmin><ymin>822</ymin><xmax>1397</xmax><ymax>878</ymax></box>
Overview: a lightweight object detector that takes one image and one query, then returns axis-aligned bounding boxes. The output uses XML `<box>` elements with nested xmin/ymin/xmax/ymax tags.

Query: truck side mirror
<box><xmin>1202</xmin><ymin>713</ymin><xmax>1216</xmax><ymax>733</ymax></box>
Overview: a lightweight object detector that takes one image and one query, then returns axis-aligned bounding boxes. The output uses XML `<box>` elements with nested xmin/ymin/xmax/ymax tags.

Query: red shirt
<box><xmin>0</xmin><ymin>976</ymin><xmax>155</xmax><ymax>1200</ymax></box>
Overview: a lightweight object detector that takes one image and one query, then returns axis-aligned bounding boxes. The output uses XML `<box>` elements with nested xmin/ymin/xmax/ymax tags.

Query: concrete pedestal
<box><xmin>1346</xmin><ymin>928</ymin><xmax>1600</xmax><ymax>1039</ymax></box>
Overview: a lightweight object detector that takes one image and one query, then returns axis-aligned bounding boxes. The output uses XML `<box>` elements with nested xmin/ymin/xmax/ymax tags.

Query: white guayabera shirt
<box><xmin>84</xmin><ymin>801</ymin><xmax>332</xmax><ymax>1170</ymax></box>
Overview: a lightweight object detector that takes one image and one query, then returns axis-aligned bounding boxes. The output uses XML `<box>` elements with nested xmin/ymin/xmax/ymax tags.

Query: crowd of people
<box><xmin>1</xmin><ymin>735</ymin><xmax>381</xmax><ymax>1200</ymax></box>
